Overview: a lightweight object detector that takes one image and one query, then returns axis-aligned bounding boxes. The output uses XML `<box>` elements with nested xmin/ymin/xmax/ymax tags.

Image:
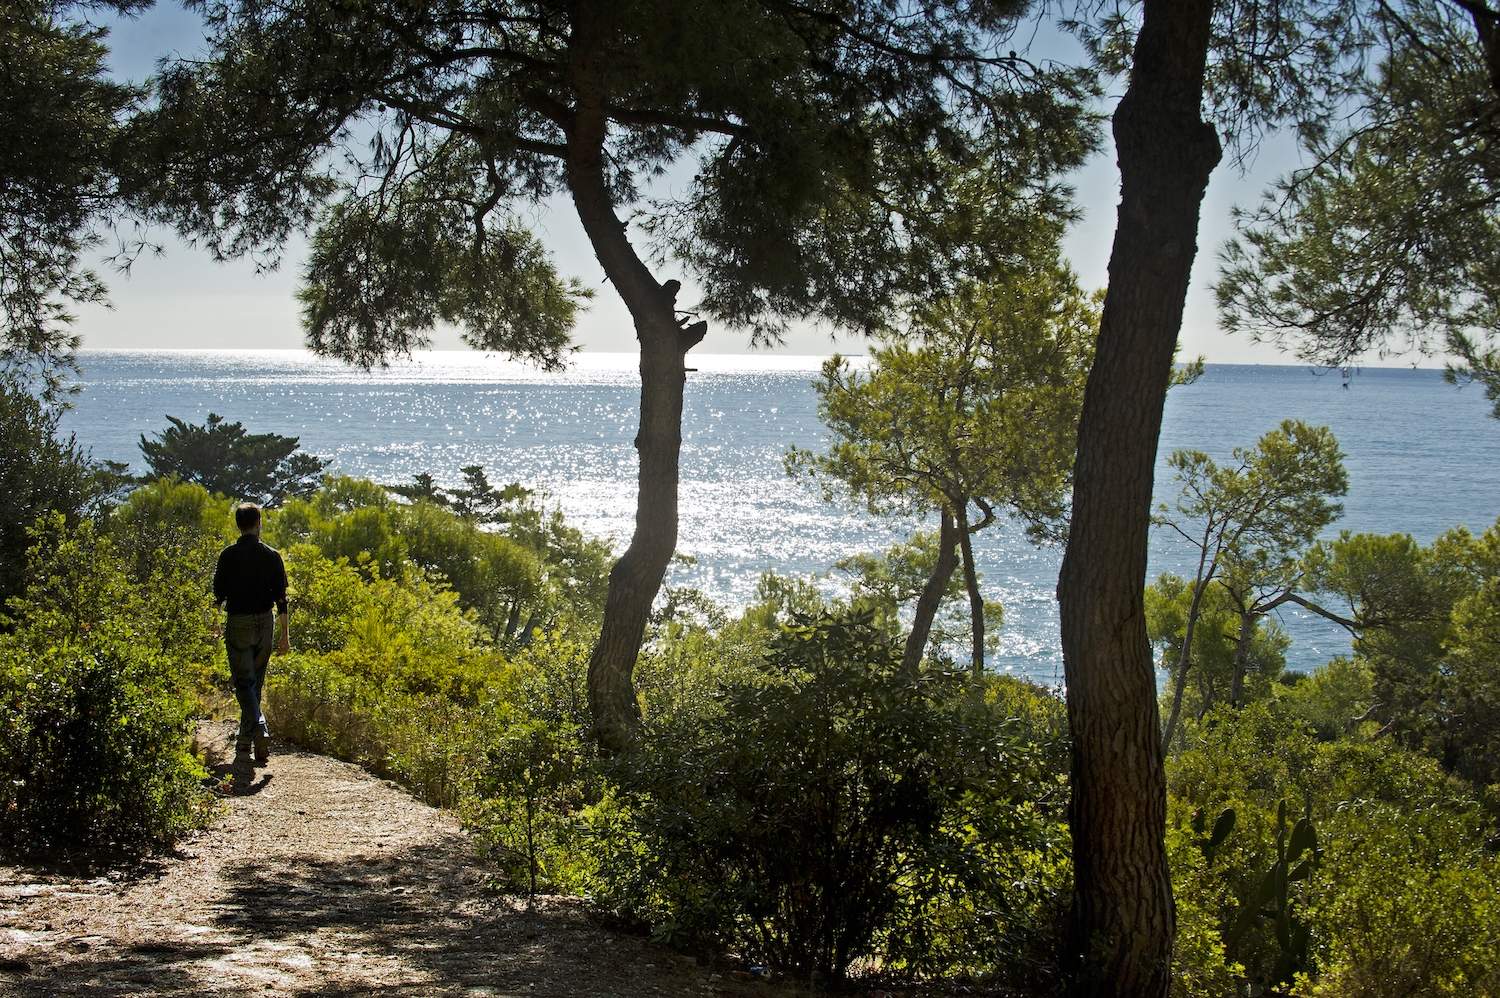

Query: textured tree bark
<box><xmin>957</xmin><ymin>503</ymin><xmax>985</xmax><ymax>679</ymax></box>
<box><xmin>902</xmin><ymin>506</ymin><xmax>961</xmax><ymax>671</ymax></box>
<box><xmin>1056</xmin><ymin>1</ymin><xmax>1222</xmax><ymax>995</ymax></box>
<box><xmin>566</xmin><ymin>44</ymin><xmax>705</xmax><ymax>751</ymax></box>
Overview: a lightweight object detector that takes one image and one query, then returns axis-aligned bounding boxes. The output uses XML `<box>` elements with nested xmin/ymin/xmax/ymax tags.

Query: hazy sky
<box><xmin>76</xmin><ymin>5</ymin><xmax>1431</xmax><ymax>365</ymax></box>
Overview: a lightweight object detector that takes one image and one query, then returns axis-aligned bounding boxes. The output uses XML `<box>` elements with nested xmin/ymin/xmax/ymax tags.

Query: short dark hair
<box><xmin>235</xmin><ymin>503</ymin><xmax>262</xmax><ymax>532</ymax></box>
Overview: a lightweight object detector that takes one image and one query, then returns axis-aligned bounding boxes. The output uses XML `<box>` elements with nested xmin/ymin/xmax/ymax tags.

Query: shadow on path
<box><xmin>6</xmin><ymin>842</ymin><xmax>725</xmax><ymax>998</ymax></box>
<box><xmin>1</xmin><ymin>724</ymin><xmax>768</xmax><ymax>998</ymax></box>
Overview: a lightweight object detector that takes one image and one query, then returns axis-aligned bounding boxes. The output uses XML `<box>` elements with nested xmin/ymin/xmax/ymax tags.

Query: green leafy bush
<box><xmin>468</xmin><ymin>718</ymin><xmax>596</xmax><ymax>895</ymax></box>
<box><xmin>104</xmin><ymin>477</ymin><xmax>236</xmax><ymax>702</ymax></box>
<box><xmin>1167</xmin><ymin>702</ymin><xmax>1500</xmax><ymax>997</ymax></box>
<box><xmin>0</xmin><ymin>375</ymin><xmax>123</xmax><ymax>612</ymax></box>
<box><xmin>266</xmin><ymin>474</ymin><xmax>610</xmax><ymax>640</ymax></box>
<box><xmin>1279</xmin><ymin>657</ymin><xmax>1376</xmax><ymax>742</ymax></box>
<box><xmin>278</xmin><ymin>543</ymin><xmax>485</xmax><ymax>666</ymax></box>
<box><xmin>259</xmin><ymin>485</ymin><xmax>610</xmax><ymax>890</ymax></box>
<box><xmin>260</xmin><ymin>543</ymin><xmax>508</xmax><ymax>806</ymax></box>
<box><xmin>267</xmin><ymin>650</ymin><xmax>512</xmax><ymax>805</ymax></box>
<box><xmin>594</xmin><ymin>606</ymin><xmax>1067</xmax><ymax>981</ymax></box>
<box><xmin>0</xmin><ymin>517</ymin><xmax>212</xmax><ymax>854</ymax></box>
<box><xmin>260</xmin><ymin>524</ymin><xmax>602</xmax><ymax>817</ymax></box>
<box><xmin>1293</xmin><ymin>797</ymin><xmax>1500</xmax><ymax>998</ymax></box>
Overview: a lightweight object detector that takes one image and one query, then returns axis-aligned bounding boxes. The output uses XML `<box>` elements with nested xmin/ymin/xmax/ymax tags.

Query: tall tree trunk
<box><xmin>566</xmin><ymin>53</ymin><xmax>706</xmax><ymax>751</ymax></box>
<box><xmin>1229</xmin><ymin>610</ymin><xmax>1254</xmax><ymax>707</ymax></box>
<box><xmin>957</xmin><ymin>502</ymin><xmax>985</xmax><ymax>679</ymax></box>
<box><xmin>1160</xmin><ymin>651</ymin><xmax>1193</xmax><ymax>757</ymax></box>
<box><xmin>1055</xmin><ymin>1</ymin><xmax>1222</xmax><ymax>995</ymax></box>
<box><xmin>1161</xmin><ymin>576</ymin><xmax>1214</xmax><ymax>756</ymax></box>
<box><xmin>903</xmin><ymin>505</ymin><xmax>961</xmax><ymax>671</ymax></box>
<box><xmin>1196</xmin><ymin>677</ymin><xmax>1217</xmax><ymax>722</ymax></box>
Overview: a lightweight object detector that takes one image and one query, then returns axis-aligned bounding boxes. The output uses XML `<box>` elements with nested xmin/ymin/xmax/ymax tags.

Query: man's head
<box><xmin>235</xmin><ymin>502</ymin><xmax>262</xmax><ymax>535</ymax></box>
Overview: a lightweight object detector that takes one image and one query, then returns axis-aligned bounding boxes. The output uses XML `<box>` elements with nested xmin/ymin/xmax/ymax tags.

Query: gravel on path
<box><xmin>0</xmin><ymin>721</ymin><xmax>791</xmax><ymax>998</ymax></box>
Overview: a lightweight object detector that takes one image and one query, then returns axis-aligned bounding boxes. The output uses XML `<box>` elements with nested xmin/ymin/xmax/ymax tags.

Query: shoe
<box><xmin>232</xmin><ymin>749</ymin><xmax>254</xmax><ymax>776</ymax></box>
<box><xmin>253</xmin><ymin>734</ymin><xmax>271</xmax><ymax>766</ymax></box>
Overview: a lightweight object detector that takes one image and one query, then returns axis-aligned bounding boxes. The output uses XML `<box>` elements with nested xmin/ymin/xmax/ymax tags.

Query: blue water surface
<box><xmin>60</xmin><ymin>351</ymin><xmax>1500</xmax><ymax>684</ymax></box>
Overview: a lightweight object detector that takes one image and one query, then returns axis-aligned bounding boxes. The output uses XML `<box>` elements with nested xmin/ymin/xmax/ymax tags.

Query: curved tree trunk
<box><xmin>1055</xmin><ymin>1</ymin><xmax>1222</xmax><ymax>995</ymax></box>
<box><xmin>957</xmin><ymin>503</ymin><xmax>985</xmax><ymax>679</ymax></box>
<box><xmin>1160</xmin><ymin>648</ymin><xmax>1194</xmax><ymax>757</ymax></box>
<box><xmin>1228</xmin><ymin>609</ymin><xmax>1255</xmax><ymax>707</ymax></box>
<box><xmin>566</xmin><ymin>50</ymin><xmax>705</xmax><ymax>751</ymax></box>
<box><xmin>1160</xmin><ymin>576</ymin><xmax>1213</xmax><ymax>756</ymax></box>
<box><xmin>903</xmin><ymin>506</ymin><xmax>960</xmax><ymax>671</ymax></box>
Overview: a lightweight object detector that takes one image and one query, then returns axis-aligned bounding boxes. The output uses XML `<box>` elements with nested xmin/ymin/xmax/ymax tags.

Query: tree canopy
<box><xmin>138</xmin><ymin>413</ymin><xmax>331</xmax><ymax>506</ymax></box>
<box><xmin>0</xmin><ymin>0</ymin><xmax>145</xmax><ymax>398</ymax></box>
<box><xmin>127</xmin><ymin>0</ymin><xmax>1095</xmax><ymax>362</ymax></box>
<box><xmin>1216</xmin><ymin>0</ymin><xmax>1500</xmax><ymax>414</ymax></box>
<box><xmin>1152</xmin><ymin>420</ymin><xmax>1347</xmax><ymax>750</ymax></box>
<box><xmin>789</xmin><ymin>256</ymin><xmax>1097</xmax><ymax>674</ymax></box>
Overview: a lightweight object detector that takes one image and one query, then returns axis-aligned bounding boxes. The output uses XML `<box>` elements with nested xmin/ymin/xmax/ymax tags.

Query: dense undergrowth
<box><xmin>0</xmin><ymin>512</ymin><xmax>217</xmax><ymax>855</ymax></box>
<box><xmin>3</xmin><ymin>463</ymin><xmax>1498</xmax><ymax>995</ymax></box>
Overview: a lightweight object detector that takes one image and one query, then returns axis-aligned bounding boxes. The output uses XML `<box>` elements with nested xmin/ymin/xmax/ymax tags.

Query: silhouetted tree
<box><xmin>1</xmin><ymin>0</ymin><xmax>147</xmax><ymax>399</ymax></box>
<box><xmin>790</xmin><ymin>258</ymin><xmax>1097</xmax><ymax>676</ymax></box>
<box><xmin>138</xmin><ymin>413</ymin><xmax>330</xmax><ymax>506</ymax></box>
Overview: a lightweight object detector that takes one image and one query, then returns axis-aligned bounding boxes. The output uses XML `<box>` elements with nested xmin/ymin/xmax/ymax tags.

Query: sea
<box><xmin>58</xmin><ymin>350</ymin><xmax>1500</xmax><ymax>686</ymax></box>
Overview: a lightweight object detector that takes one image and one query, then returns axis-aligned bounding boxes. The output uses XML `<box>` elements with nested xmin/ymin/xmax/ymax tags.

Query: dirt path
<box><xmin>0</xmin><ymin>722</ymin><xmax>792</xmax><ymax>998</ymax></box>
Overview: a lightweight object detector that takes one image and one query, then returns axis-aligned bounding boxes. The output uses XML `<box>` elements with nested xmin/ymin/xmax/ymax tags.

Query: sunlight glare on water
<box><xmin>62</xmin><ymin>350</ymin><xmax>1500</xmax><ymax>685</ymax></box>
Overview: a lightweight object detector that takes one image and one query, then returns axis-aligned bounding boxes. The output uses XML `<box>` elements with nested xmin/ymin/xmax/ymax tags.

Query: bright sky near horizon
<box><xmin>74</xmin><ymin>4</ymin><xmax>1434</xmax><ymax>366</ymax></box>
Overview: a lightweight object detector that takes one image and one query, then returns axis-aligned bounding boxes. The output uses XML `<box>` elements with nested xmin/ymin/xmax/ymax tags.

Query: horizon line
<box><xmin>70</xmin><ymin>347</ymin><xmax>1448</xmax><ymax>373</ymax></box>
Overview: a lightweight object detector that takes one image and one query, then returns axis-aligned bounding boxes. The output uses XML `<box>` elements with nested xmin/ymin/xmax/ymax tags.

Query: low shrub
<box><xmin>263</xmin><ymin>569</ymin><xmax>590</xmax><ymax>797</ymax></box>
<box><xmin>1295</xmin><ymin>802</ymin><xmax>1500</xmax><ymax>998</ymax></box>
<box><xmin>264</xmin><ymin>643</ymin><xmax>519</xmax><ymax>807</ymax></box>
<box><xmin>593</xmin><ymin>606</ymin><xmax>1069</xmax><ymax>982</ymax></box>
<box><xmin>260</xmin><ymin>524</ymin><xmax>605</xmax><ymax>890</ymax></box>
<box><xmin>1167</xmin><ymin>702</ymin><xmax>1500</xmax><ymax>998</ymax></box>
<box><xmin>466</xmin><ymin>718</ymin><xmax>597</xmax><ymax>895</ymax></box>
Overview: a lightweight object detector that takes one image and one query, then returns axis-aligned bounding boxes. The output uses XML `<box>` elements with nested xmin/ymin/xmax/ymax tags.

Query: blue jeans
<box><xmin>225</xmin><ymin>612</ymin><xmax>275</xmax><ymax>746</ymax></box>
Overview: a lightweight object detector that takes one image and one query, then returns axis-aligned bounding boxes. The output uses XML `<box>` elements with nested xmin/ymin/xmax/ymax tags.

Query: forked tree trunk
<box><xmin>903</xmin><ymin>506</ymin><xmax>961</xmax><ymax>671</ymax></box>
<box><xmin>566</xmin><ymin>61</ymin><xmax>705</xmax><ymax>752</ymax></box>
<box><xmin>1055</xmin><ymin>1</ymin><xmax>1222</xmax><ymax>995</ymax></box>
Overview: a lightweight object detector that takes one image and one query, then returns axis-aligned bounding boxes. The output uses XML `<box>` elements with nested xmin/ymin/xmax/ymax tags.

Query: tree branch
<box><xmin>1347</xmin><ymin>699</ymin><xmax>1384</xmax><ymax>729</ymax></box>
<box><xmin>1280</xmin><ymin>591</ymin><xmax>1361</xmax><ymax>630</ymax></box>
<box><xmin>605</xmin><ymin>104</ymin><xmax>751</xmax><ymax>138</ymax></box>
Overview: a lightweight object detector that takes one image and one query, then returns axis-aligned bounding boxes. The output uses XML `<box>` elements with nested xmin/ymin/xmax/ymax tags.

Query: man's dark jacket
<box><xmin>213</xmin><ymin>535</ymin><xmax>289</xmax><ymax>615</ymax></box>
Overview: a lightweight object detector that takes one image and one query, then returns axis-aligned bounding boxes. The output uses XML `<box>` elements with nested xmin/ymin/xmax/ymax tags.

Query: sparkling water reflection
<box><xmin>61</xmin><ymin>351</ymin><xmax>1500</xmax><ymax>685</ymax></box>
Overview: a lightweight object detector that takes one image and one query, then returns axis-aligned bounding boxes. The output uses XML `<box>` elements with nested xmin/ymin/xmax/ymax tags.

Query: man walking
<box><xmin>212</xmin><ymin>502</ymin><xmax>290</xmax><ymax>775</ymax></box>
